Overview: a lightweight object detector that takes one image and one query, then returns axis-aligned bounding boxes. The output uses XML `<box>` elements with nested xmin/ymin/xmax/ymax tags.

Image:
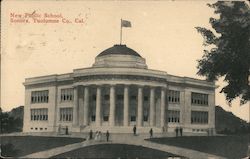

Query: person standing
<box><xmin>94</xmin><ymin>131</ymin><xmax>98</xmax><ymax>141</ymax></box>
<box><xmin>98</xmin><ymin>131</ymin><xmax>102</xmax><ymax>141</ymax></box>
<box><xmin>58</xmin><ymin>124</ymin><xmax>61</xmax><ymax>135</ymax></box>
<box><xmin>180</xmin><ymin>127</ymin><xmax>183</xmax><ymax>137</ymax></box>
<box><xmin>89</xmin><ymin>130</ymin><xmax>93</xmax><ymax>140</ymax></box>
<box><xmin>133</xmin><ymin>125</ymin><xmax>137</xmax><ymax>136</ymax></box>
<box><xmin>65</xmin><ymin>126</ymin><xmax>69</xmax><ymax>135</ymax></box>
<box><xmin>149</xmin><ymin>128</ymin><xmax>153</xmax><ymax>138</ymax></box>
<box><xmin>106</xmin><ymin>130</ymin><xmax>110</xmax><ymax>142</ymax></box>
<box><xmin>175</xmin><ymin>127</ymin><xmax>178</xmax><ymax>137</ymax></box>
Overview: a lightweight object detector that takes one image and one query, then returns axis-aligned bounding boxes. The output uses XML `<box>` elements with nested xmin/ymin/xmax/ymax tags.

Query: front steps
<box><xmin>72</xmin><ymin>125</ymin><xmax>163</xmax><ymax>133</ymax></box>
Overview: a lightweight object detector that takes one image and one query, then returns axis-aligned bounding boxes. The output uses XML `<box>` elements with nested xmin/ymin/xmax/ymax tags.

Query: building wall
<box><xmin>183</xmin><ymin>87</ymin><xmax>215</xmax><ymax>133</ymax></box>
<box><xmin>23</xmin><ymin>79</ymin><xmax>215</xmax><ymax>133</ymax></box>
<box><xmin>23</xmin><ymin>85</ymin><xmax>57</xmax><ymax>132</ymax></box>
<box><xmin>55</xmin><ymin>84</ymin><xmax>75</xmax><ymax>131</ymax></box>
<box><xmin>166</xmin><ymin>85</ymin><xmax>215</xmax><ymax>133</ymax></box>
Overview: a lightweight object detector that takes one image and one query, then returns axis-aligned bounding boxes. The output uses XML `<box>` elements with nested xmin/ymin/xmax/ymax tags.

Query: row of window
<box><xmin>31</xmin><ymin>90</ymin><xmax>49</xmax><ymax>103</ymax></box>
<box><xmin>31</xmin><ymin>107</ymin><xmax>208</xmax><ymax>124</ymax></box>
<box><xmin>168</xmin><ymin>110</ymin><xmax>180</xmax><ymax>123</ymax></box>
<box><xmin>31</xmin><ymin>127</ymin><xmax>48</xmax><ymax>131</ymax></box>
<box><xmin>191</xmin><ymin>92</ymin><xmax>208</xmax><ymax>106</ymax></box>
<box><xmin>61</xmin><ymin>88</ymin><xmax>74</xmax><ymax>101</ymax></box>
<box><xmin>31</xmin><ymin>108</ymin><xmax>48</xmax><ymax>121</ymax></box>
<box><xmin>168</xmin><ymin>90</ymin><xmax>180</xmax><ymax>103</ymax></box>
<box><xmin>30</xmin><ymin>89</ymin><xmax>209</xmax><ymax>106</ymax></box>
<box><xmin>60</xmin><ymin>108</ymin><xmax>73</xmax><ymax>121</ymax></box>
<box><xmin>191</xmin><ymin>111</ymin><xmax>208</xmax><ymax>124</ymax></box>
<box><xmin>167</xmin><ymin>110</ymin><xmax>208</xmax><ymax>124</ymax></box>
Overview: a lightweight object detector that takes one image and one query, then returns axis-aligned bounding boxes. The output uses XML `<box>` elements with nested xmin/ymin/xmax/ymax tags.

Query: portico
<box><xmin>72</xmin><ymin>83</ymin><xmax>167</xmax><ymax>129</ymax></box>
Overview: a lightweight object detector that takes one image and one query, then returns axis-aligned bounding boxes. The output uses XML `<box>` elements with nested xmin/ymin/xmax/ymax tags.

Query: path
<box><xmin>21</xmin><ymin>133</ymin><xmax>226</xmax><ymax>159</ymax></box>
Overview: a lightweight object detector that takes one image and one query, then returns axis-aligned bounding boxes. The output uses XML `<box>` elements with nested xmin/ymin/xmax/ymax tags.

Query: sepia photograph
<box><xmin>1</xmin><ymin>0</ymin><xmax>250</xmax><ymax>158</ymax></box>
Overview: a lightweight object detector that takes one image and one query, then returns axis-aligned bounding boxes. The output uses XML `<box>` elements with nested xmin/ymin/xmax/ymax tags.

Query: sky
<box><xmin>1</xmin><ymin>0</ymin><xmax>249</xmax><ymax>122</ymax></box>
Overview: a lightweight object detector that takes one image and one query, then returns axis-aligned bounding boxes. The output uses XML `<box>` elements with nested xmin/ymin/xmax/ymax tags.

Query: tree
<box><xmin>196</xmin><ymin>1</ymin><xmax>250</xmax><ymax>104</ymax></box>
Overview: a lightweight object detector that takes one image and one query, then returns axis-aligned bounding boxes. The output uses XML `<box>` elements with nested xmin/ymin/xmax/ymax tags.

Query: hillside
<box><xmin>215</xmin><ymin>106</ymin><xmax>249</xmax><ymax>134</ymax></box>
<box><xmin>0</xmin><ymin>106</ymin><xmax>24</xmax><ymax>133</ymax></box>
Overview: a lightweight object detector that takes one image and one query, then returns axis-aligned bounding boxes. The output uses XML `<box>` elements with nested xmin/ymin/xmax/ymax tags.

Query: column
<box><xmin>73</xmin><ymin>86</ymin><xmax>79</xmax><ymax>126</ymax></box>
<box><xmin>149</xmin><ymin>87</ymin><xmax>155</xmax><ymax>126</ymax></box>
<box><xmin>123</xmin><ymin>85</ymin><xmax>129</xmax><ymax>126</ymax></box>
<box><xmin>83</xmin><ymin>86</ymin><xmax>89</xmax><ymax>125</ymax></box>
<box><xmin>160</xmin><ymin>88</ymin><xmax>166</xmax><ymax>127</ymax></box>
<box><xmin>96</xmin><ymin>86</ymin><xmax>102</xmax><ymax>126</ymax></box>
<box><xmin>109</xmin><ymin>85</ymin><xmax>116</xmax><ymax>126</ymax></box>
<box><xmin>78</xmin><ymin>87</ymin><xmax>84</xmax><ymax>125</ymax></box>
<box><xmin>137</xmin><ymin>86</ymin><xmax>143</xmax><ymax>127</ymax></box>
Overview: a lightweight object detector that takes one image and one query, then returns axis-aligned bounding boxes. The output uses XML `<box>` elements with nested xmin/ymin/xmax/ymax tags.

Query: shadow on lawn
<box><xmin>1</xmin><ymin>143</ymin><xmax>20</xmax><ymax>157</ymax></box>
<box><xmin>146</xmin><ymin>134</ymin><xmax>249</xmax><ymax>159</ymax></box>
<box><xmin>52</xmin><ymin>144</ymin><xmax>185</xmax><ymax>159</ymax></box>
<box><xmin>0</xmin><ymin>136</ymin><xmax>85</xmax><ymax>157</ymax></box>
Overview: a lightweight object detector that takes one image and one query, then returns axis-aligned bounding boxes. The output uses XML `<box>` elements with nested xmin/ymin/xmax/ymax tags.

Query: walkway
<box><xmin>21</xmin><ymin>133</ymin><xmax>226</xmax><ymax>159</ymax></box>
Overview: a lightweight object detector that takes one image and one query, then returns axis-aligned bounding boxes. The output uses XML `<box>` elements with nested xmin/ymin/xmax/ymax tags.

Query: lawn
<box><xmin>147</xmin><ymin>134</ymin><xmax>250</xmax><ymax>159</ymax></box>
<box><xmin>0</xmin><ymin>136</ymin><xmax>85</xmax><ymax>157</ymax></box>
<box><xmin>52</xmin><ymin>144</ymin><xmax>184</xmax><ymax>159</ymax></box>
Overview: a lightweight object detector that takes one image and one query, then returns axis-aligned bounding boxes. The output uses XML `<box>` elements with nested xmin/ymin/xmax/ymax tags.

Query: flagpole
<box><xmin>120</xmin><ymin>19</ymin><xmax>122</xmax><ymax>45</ymax></box>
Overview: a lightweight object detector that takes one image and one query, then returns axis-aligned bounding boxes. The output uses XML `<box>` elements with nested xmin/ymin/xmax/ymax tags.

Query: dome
<box><xmin>93</xmin><ymin>44</ymin><xmax>147</xmax><ymax>69</ymax></box>
<box><xmin>97</xmin><ymin>44</ymin><xmax>142</xmax><ymax>57</ymax></box>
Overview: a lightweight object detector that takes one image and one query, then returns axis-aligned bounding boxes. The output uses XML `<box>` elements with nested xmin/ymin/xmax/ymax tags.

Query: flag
<box><xmin>121</xmin><ymin>19</ymin><xmax>132</xmax><ymax>27</ymax></box>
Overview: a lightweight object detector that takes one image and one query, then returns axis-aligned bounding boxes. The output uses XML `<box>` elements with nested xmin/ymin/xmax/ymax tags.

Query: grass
<box><xmin>147</xmin><ymin>134</ymin><xmax>250</xmax><ymax>159</ymax></box>
<box><xmin>52</xmin><ymin>144</ymin><xmax>183</xmax><ymax>159</ymax></box>
<box><xmin>0</xmin><ymin>136</ymin><xmax>85</xmax><ymax>157</ymax></box>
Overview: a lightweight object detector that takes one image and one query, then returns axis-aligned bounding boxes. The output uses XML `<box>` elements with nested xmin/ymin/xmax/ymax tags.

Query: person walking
<box><xmin>133</xmin><ymin>125</ymin><xmax>137</xmax><ymax>136</ymax></box>
<box><xmin>149</xmin><ymin>128</ymin><xmax>153</xmax><ymax>138</ymax></box>
<box><xmin>106</xmin><ymin>130</ymin><xmax>110</xmax><ymax>142</ymax></box>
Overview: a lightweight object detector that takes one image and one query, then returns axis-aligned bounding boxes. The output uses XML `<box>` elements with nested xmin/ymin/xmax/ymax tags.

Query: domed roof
<box><xmin>97</xmin><ymin>44</ymin><xmax>141</xmax><ymax>57</ymax></box>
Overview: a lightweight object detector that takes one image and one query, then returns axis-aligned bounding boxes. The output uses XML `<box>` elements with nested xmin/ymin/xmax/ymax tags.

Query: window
<box><xmin>103</xmin><ymin>116</ymin><xmax>109</xmax><ymax>121</ymax></box>
<box><xmin>91</xmin><ymin>115</ymin><xmax>96</xmax><ymax>121</ymax></box>
<box><xmin>130</xmin><ymin>116</ymin><xmax>136</xmax><ymax>122</ymax></box>
<box><xmin>60</xmin><ymin>108</ymin><xmax>73</xmax><ymax>122</ymax></box>
<box><xmin>104</xmin><ymin>95</ymin><xmax>109</xmax><ymax>101</ymax></box>
<box><xmin>30</xmin><ymin>108</ymin><xmax>48</xmax><ymax>121</ymax></box>
<box><xmin>168</xmin><ymin>110</ymin><xmax>180</xmax><ymax>123</ymax></box>
<box><xmin>168</xmin><ymin>90</ymin><xmax>180</xmax><ymax>103</ymax></box>
<box><xmin>61</xmin><ymin>88</ymin><xmax>74</xmax><ymax>102</ymax></box>
<box><xmin>143</xmin><ymin>108</ymin><xmax>149</xmax><ymax>122</ymax></box>
<box><xmin>191</xmin><ymin>111</ymin><xmax>208</xmax><ymax>124</ymax></box>
<box><xmin>144</xmin><ymin>96</ymin><xmax>148</xmax><ymax>101</ymax></box>
<box><xmin>130</xmin><ymin>96</ymin><xmax>136</xmax><ymax>100</ymax></box>
<box><xmin>130</xmin><ymin>107</ymin><xmax>136</xmax><ymax>121</ymax></box>
<box><xmin>117</xmin><ymin>95</ymin><xmax>123</xmax><ymax>100</ymax></box>
<box><xmin>191</xmin><ymin>92</ymin><xmax>208</xmax><ymax>106</ymax></box>
<box><xmin>92</xmin><ymin>95</ymin><xmax>96</xmax><ymax>101</ymax></box>
<box><xmin>31</xmin><ymin>90</ymin><xmax>49</xmax><ymax>103</ymax></box>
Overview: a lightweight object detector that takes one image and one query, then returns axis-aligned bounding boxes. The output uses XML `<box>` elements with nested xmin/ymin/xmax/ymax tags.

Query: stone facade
<box><xmin>23</xmin><ymin>45</ymin><xmax>216</xmax><ymax>133</ymax></box>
